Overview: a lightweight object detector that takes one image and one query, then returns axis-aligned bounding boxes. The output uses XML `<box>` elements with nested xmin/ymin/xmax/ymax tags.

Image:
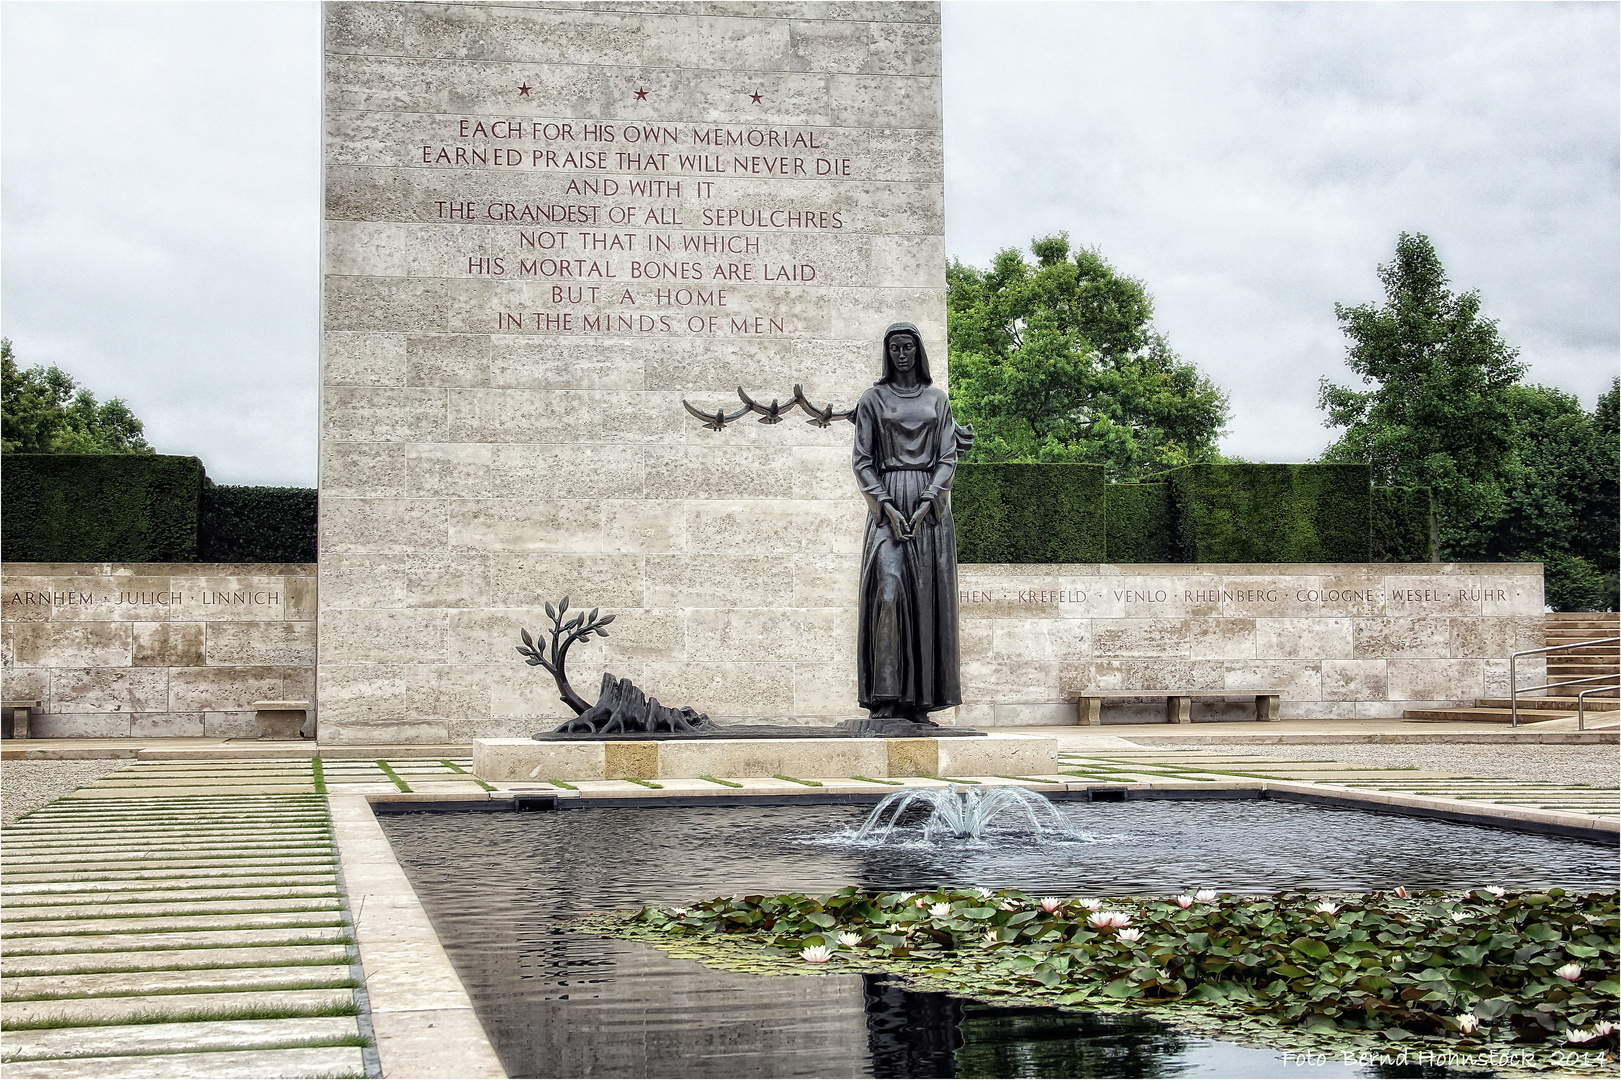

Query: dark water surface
<box><xmin>378</xmin><ymin>799</ymin><xmax>1614</xmax><ymax>1079</ymax></box>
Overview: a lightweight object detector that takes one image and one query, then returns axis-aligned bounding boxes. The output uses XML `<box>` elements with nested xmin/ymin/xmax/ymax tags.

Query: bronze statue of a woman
<box><xmin>851</xmin><ymin>322</ymin><xmax>971</xmax><ymax>729</ymax></box>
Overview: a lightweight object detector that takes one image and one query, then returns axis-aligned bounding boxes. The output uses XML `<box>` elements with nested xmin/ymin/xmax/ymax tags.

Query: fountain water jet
<box><xmin>851</xmin><ymin>785</ymin><xmax>1079</xmax><ymax>843</ymax></box>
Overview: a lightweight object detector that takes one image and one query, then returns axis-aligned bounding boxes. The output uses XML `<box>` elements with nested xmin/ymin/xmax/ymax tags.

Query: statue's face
<box><xmin>887</xmin><ymin>333</ymin><xmax>918</xmax><ymax>372</ymax></box>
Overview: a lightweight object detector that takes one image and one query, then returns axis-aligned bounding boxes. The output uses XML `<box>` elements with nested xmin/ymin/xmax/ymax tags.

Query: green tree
<box><xmin>946</xmin><ymin>235</ymin><xmax>1229</xmax><ymax>481</ymax></box>
<box><xmin>1</xmin><ymin>339</ymin><xmax>153</xmax><ymax>455</ymax></box>
<box><xmin>1318</xmin><ymin>233</ymin><xmax>1525</xmax><ymax>558</ymax></box>
<box><xmin>1488</xmin><ymin>380</ymin><xmax>1619</xmax><ymax>610</ymax></box>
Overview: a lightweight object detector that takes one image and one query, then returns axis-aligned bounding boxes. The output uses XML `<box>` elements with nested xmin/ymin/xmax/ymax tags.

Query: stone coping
<box><xmin>471</xmin><ymin>733</ymin><xmax>1058</xmax><ymax>782</ymax></box>
<box><xmin>328</xmin><ymin>794</ymin><xmax>506</xmax><ymax>1079</ymax></box>
<box><xmin>360</xmin><ymin>777</ymin><xmax>1619</xmax><ymax>845</ymax></box>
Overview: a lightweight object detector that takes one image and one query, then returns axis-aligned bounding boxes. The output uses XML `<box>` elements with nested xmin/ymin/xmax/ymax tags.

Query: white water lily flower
<box><xmin>1565</xmin><ymin>1028</ymin><xmax>1593</xmax><ymax>1044</ymax></box>
<box><xmin>893</xmin><ymin>892</ymin><xmax>915</xmax><ymax>904</ymax></box>
<box><xmin>982</xmin><ymin>930</ymin><xmax>1000</xmax><ymax>945</ymax></box>
<box><xmin>1392</xmin><ymin>886</ymin><xmax>1409</xmax><ymax>898</ymax></box>
<box><xmin>1450</xmin><ymin>911</ymin><xmax>1470</xmax><ymax>922</ymax></box>
<box><xmin>1107</xmin><ymin>912</ymin><xmax>1132</xmax><ymax>928</ymax></box>
<box><xmin>930</xmin><ymin>902</ymin><xmax>954</xmax><ymax>919</ymax></box>
<box><xmin>1076</xmin><ymin>897</ymin><xmax>1104</xmax><ymax>911</ymax></box>
<box><xmin>1194</xmin><ymin>889</ymin><xmax>1218</xmax><ymax>903</ymax></box>
<box><xmin>837</xmin><ymin>932</ymin><xmax>862</xmax><ymax>947</ymax></box>
<box><xmin>1039</xmin><ymin>897</ymin><xmax>1063</xmax><ymax>913</ymax></box>
<box><xmin>887</xmin><ymin>923</ymin><xmax>904</xmax><ymax>935</ymax></box>
<box><xmin>1117</xmin><ymin>928</ymin><xmax>1143</xmax><ymax>943</ymax></box>
<box><xmin>668</xmin><ymin>907</ymin><xmax>687</xmax><ymax>917</ymax></box>
<box><xmin>1314</xmin><ymin>901</ymin><xmax>1340</xmax><ymax>916</ymax></box>
<box><xmin>1485</xmin><ymin>885</ymin><xmax>1507</xmax><ymax>898</ymax></box>
<box><xmin>1456</xmin><ymin>1013</ymin><xmax>1480</xmax><ymax>1035</ymax></box>
<box><xmin>976</xmin><ymin>887</ymin><xmax>995</xmax><ymax>900</ymax></box>
<box><xmin>1555</xmin><ymin>962</ymin><xmax>1584</xmax><ymax>981</ymax></box>
<box><xmin>998</xmin><ymin>900</ymin><xmax>1020</xmax><ymax>912</ymax></box>
<box><xmin>1592</xmin><ymin>1021</ymin><xmax>1616</xmax><ymax>1038</ymax></box>
<box><xmin>1174</xmin><ymin>895</ymin><xmax>1194</xmax><ymax>909</ymax></box>
<box><xmin>1087</xmin><ymin>911</ymin><xmax>1114</xmax><ymax>929</ymax></box>
<box><xmin>800</xmin><ymin>945</ymin><xmax>833</xmax><ymax>963</ymax></box>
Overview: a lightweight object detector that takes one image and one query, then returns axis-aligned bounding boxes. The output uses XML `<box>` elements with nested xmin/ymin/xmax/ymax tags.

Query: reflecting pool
<box><xmin>378</xmin><ymin>798</ymin><xmax>1613</xmax><ymax>1078</ymax></box>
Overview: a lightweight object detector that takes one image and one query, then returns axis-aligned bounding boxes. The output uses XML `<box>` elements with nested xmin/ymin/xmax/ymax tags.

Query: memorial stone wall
<box><xmin>1</xmin><ymin>564</ymin><xmax>316</xmax><ymax>737</ymax></box>
<box><xmin>954</xmin><ymin>562</ymin><xmax>1545</xmax><ymax>725</ymax></box>
<box><xmin>319</xmin><ymin>2</ymin><xmax>947</xmax><ymax>739</ymax></box>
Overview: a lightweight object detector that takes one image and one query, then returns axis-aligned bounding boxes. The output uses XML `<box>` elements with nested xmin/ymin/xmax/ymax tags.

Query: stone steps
<box><xmin>1</xmin><ymin>765</ymin><xmax>371</xmax><ymax>1078</ymax></box>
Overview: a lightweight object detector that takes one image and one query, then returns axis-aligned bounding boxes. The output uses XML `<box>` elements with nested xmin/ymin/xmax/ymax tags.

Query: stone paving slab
<box><xmin>3</xmin><ymin>912</ymin><xmax>349</xmax><ymax>938</ymax></box>
<box><xmin>3</xmin><ymin>899</ymin><xmax>344</xmax><ymax>922</ymax></box>
<box><xmin>4</xmin><ymin>888</ymin><xmax>340</xmax><ymax>910</ymax></box>
<box><xmin>1</xmin><ymin>1016</ymin><xmax>362</xmax><ymax>1063</ymax></box>
<box><xmin>1</xmin><ymin>944</ymin><xmax>352</xmax><ymax>976</ymax></box>
<box><xmin>0</xmin><ymin>1045</ymin><xmax>367</xmax><ymax>1079</ymax></box>
<box><xmin>0</xmin><ymin>987</ymin><xmax>356</xmax><ymax>1027</ymax></box>
<box><xmin>65</xmin><ymin>786</ymin><xmax>319</xmax><ymax>798</ymax></box>
<box><xmin>4</xmin><ymin>963</ymin><xmax>355</xmax><ymax>1000</ymax></box>
<box><xmin>3</xmin><ymin>927</ymin><xmax>353</xmax><ymax>956</ymax></box>
<box><xmin>1</xmin><ymin>866</ymin><xmax>339</xmax><ymax>886</ymax></box>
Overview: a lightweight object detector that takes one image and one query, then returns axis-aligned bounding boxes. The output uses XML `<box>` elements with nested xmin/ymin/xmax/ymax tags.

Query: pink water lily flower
<box><xmin>1087</xmin><ymin>911</ymin><xmax>1114</xmax><ymax>929</ymax></box>
<box><xmin>800</xmin><ymin>945</ymin><xmax>833</xmax><ymax>963</ymax></box>
<box><xmin>1193</xmin><ymin>889</ymin><xmax>1218</xmax><ymax>903</ymax></box>
<box><xmin>1174</xmin><ymin>895</ymin><xmax>1194</xmax><ymax>909</ymax></box>
<box><xmin>1554</xmin><ymin>962</ymin><xmax>1584</xmax><ymax>981</ymax></box>
<box><xmin>1392</xmin><ymin>886</ymin><xmax>1409</xmax><ymax>898</ymax></box>
<box><xmin>1076</xmin><ymin>897</ymin><xmax>1104</xmax><ymax>911</ymax></box>
<box><xmin>1117</xmin><ymin>928</ymin><xmax>1143</xmax><ymax>943</ymax></box>
<box><xmin>1039</xmin><ymin>897</ymin><xmax>1063</xmax><ymax>913</ymax></box>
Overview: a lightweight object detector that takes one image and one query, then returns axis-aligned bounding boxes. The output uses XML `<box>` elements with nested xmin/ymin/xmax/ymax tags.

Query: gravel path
<box><xmin>1188</xmin><ymin>743</ymin><xmax>1620</xmax><ymax>788</ymax></box>
<box><xmin>1</xmin><ymin>760</ymin><xmax>128</xmax><ymax>824</ymax></box>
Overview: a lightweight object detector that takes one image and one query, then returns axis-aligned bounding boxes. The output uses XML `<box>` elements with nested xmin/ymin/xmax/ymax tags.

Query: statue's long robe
<box><xmin>851</xmin><ymin>382</ymin><xmax>963</xmax><ymax>719</ymax></box>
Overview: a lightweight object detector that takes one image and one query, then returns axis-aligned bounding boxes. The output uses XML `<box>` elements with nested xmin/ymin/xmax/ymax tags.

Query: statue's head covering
<box><xmin>877</xmin><ymin>321</ymin><xmax>932</xmax><ymax>386</ymax></box>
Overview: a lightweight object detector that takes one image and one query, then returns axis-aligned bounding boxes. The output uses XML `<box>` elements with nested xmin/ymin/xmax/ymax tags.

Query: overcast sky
<box><xmin>3</xmin><ymin>1</ymin><xmax>1616</xmax><ymax>485</ymax></box>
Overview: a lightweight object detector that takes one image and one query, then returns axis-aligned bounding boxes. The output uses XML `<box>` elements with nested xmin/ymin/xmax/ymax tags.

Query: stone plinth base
<box><xmin>472</xmin><ymin>734</ymin><xmax>1058</xmax><ymax>783</ymax></box>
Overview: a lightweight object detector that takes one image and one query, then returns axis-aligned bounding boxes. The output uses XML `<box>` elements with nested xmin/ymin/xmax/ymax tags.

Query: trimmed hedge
<box><xmin>1371</xmin><ymin>486</ymin><xmax>1435</xmax><ymax>563</ymax></box>
<box><xmin>952</xmin><ymin>461</ymin><xmax>1432</xmax><ymax>564</ymax></box>
<box><xmin>1</xmin><ymin>454</ymin><xmax>204</xmax><ymax>562</ymax></box>
<box><xmin>953</xmin><ymin>463</ymin><xmax>1106</xmax><ymax>563</ymax></box>
<box><xmin>1104</xmin><ymin>483</ymin><xmax>1176</xmax><ymax>563</ymax></box>
<box><xmin>199</xmin><ymin>485</ymin><xmax>318</xmax><ymax>563</ymax></box>
<box><xmin>1167</xmin><ymin>463</ymin><xmax>1372</xmax><ymax>563</ymax></box>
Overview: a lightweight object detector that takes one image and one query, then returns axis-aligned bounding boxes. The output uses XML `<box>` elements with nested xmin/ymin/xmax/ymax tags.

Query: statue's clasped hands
<box><xmin>881</xmin><ymin>495</ymin><xmax>936</xmax><ymax>541</ymax></box>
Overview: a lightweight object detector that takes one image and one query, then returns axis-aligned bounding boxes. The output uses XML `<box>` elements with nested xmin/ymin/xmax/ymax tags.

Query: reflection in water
<box><xmin>379</xmin><ymin>799</ymin><xmax>1612</xmax><ymax>1078</ymax></box>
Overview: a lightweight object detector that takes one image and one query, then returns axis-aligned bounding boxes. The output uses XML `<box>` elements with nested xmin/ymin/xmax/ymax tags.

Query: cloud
<box><xmin>2</xmin><ymin>3</ymin><xmax>1613</xmax><ymax>481</ymax></box>
<box><xmin>1</xmin><ymin>1</ymin><xmax>319</xmax><ymax>485</ymax></box>
<box><xmin>942</xmin><ymin>2</ymin><xmax>1619</xmax><ymax>462</ymax></box>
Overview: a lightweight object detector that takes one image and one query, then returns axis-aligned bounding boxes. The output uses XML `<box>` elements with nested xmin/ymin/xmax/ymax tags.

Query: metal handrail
<box><xmin>1509</xmin><ymin>636</ymin><xmax>1621</xmax><ymax>727</ymax></box>
<box><xmin>1577</xmin><ymin>680</ymin><xmax>1621</xmax><ymax>731</ymax></box>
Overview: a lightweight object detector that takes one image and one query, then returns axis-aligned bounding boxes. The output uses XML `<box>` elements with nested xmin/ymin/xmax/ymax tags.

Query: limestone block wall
<box><xmin>1</xmin><ymin>563</ymin><xmax>316</xmax><ymax>737</ymax></box>
<box><xmin>320</xmin><ymin>2</ymin><xmax>945</xmax><ymax>739</ymax></box>
<box><xmin>952</xmin><ymin>563</ymin><xmax>1545</xmax><ymax>725</ymax></box>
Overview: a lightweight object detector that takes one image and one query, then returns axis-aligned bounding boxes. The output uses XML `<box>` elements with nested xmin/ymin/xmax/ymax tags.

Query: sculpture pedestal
<box><xmin>472</xmin><ymin>733</ymin><xmax>1058</xmax><ymax>783</ymax></box>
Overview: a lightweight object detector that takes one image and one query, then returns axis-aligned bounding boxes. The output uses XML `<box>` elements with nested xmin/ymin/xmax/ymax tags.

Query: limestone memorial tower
<box><xmin>319</xmin><ymin>2</ymin><xmax>946</xmax><ymax>741</ymax></box>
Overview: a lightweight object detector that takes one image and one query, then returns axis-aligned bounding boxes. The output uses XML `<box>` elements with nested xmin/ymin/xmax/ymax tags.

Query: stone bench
<box><xmin>250</xmin><ymin>700</ymin><xmax>312</xmax><ymax>740</ymax></box>
<box><xmin>3</xmin><ymin>700</ymin><xmax>39</xmax><ymax>740</ymax></box>
<box><xmin>1073</xmin><ymin>690</ymin><xmax>1282</xmax><ymax>726</ymax></box>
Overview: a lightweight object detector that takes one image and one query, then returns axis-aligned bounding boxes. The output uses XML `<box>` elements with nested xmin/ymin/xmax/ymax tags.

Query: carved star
<box><xmin>517</xmin><ymin>84</ymin><xmax>532</xmax><ymax>97</ymax></box>
<box><xmin>750</xmin><ymin>90</ymin><xmax>763</xmax><ymax>104</ymax></box>
<box><xmin>635</xmin><ymin>87</ymin><xmax>649</xmax><ymax>100</ymax></box>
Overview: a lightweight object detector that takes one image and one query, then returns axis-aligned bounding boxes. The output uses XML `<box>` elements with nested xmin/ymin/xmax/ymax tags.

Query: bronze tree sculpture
<box><xmin>518</xmin><ymin>597</ymin><xmax>711</xmax><ymax>735</ymax></box>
